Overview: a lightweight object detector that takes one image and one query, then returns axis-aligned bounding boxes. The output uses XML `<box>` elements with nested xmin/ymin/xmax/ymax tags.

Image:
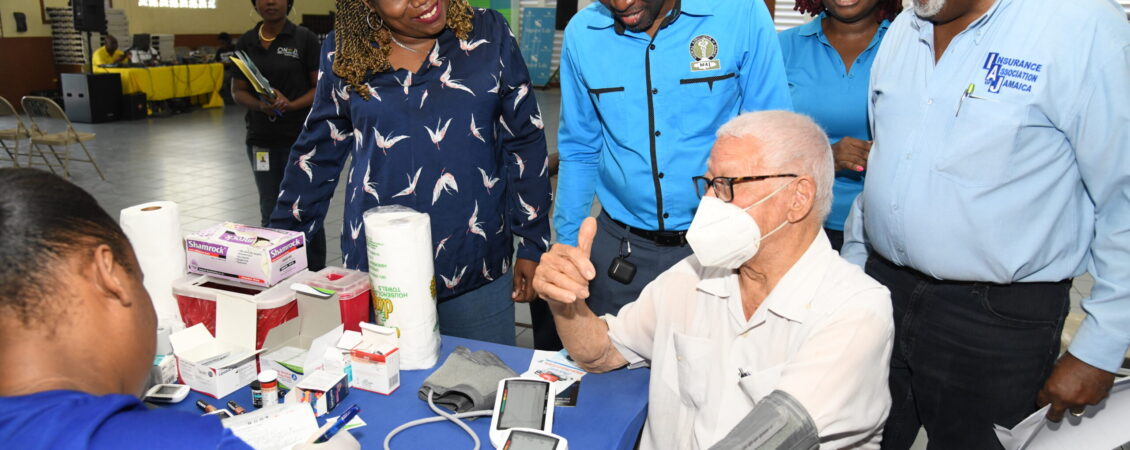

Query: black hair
<box><xmin>250</xmin><ymin>0</ymin><xmax>295</xmax><ymax>14</ymax></box>
<box><xmin>0</xmin><ymin>168</ymin><xmax>136</xmax><ymax>325</ymax></box>
<box><xmin>218</xmin><ymin>32</ymin><xmax>232</xmax><ymax>41</ymax></box>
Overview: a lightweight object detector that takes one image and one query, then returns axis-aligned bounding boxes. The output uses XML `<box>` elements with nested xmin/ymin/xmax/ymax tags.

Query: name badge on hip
<box><xmin>253</xmin><ymin>147</ymin><xmax>270</xmax><ymax>172</ymax></box>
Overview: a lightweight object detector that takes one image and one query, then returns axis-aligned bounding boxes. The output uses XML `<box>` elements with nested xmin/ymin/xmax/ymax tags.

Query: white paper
<box><xmin>522</xmin><ymin>349</ymin><xmax>586</xmax><ymax>394</ymax></box>
<box><xmin>363</xmin><ymin>206</ymin><xmax>441</xmax><ymax>370</ymax></box>
<box><xmin>323</xmin><ymin>415</ymin><xmax>367</xmax><ymax>431</ymax></box>
<box><xmin>120</xmin><ymin>202</ymin><xmax>185</xmax><ymax>326</ymax></box>
<box><xmin>222</xmin><ymin>402</ymin><xmax>319</xmax><ymax>450</ymax></box>
<box><xmin>996</xmin><ymin>377</ymin><xmax>1130</xmax><ymax>449</ymax></box>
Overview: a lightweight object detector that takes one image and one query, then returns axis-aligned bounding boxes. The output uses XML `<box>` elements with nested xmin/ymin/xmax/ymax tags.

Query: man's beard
<box><xmin>914</xmin><ymin>0</ymin><xmax>946</xmax><ymax>18</ymax></box>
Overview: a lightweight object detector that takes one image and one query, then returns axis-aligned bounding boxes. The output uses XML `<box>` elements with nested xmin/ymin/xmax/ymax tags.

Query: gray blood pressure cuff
<box><xmin>418</xmin><ymin>346</ymin><xmax>517</xmax><ymax>413</ymax></box>
<box><xmin>708</xmin><ymin>390</ymin><xmax>819</xmax><ymax>450</ymax></box>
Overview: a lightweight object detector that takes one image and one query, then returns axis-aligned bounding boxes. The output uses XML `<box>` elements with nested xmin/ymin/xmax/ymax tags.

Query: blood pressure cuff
<box><xmin>708</xmin><ymin>390</ymin><xmax>819</xmax><ymax>450</ymax></box>
<box><xmin>418</xmin><ymin>346</ymin><xmax>517</xmax><ymax>413</ymax></box>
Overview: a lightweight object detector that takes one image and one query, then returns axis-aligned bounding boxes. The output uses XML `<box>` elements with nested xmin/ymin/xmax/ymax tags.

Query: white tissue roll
<box><xmin>120</xmin><ymin>201</ymin><xmax>185</xmax><ymax>327</ymax></box>
<box><xmin>363</xmin><ymin>205</ymin><xmax>441</xmax><ymax>370</ymax></box>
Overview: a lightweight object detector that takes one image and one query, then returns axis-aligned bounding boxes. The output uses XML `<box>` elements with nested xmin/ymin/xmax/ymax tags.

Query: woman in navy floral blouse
<box><xmin>269</xmin><ymin>0</ymin><xmax>551</xmax><ymax>345</ymax></box>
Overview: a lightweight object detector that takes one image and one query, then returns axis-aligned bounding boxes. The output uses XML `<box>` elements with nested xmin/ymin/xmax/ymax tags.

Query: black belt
<box><xmin>607</xmin><ymin>214</ymin><xmax>687</xmax><ymax>247</ymax></box>
<box><xmin>870</xmin><ymin>254</ymin><xmax>1071</xmax><ymax>288</ymax></box>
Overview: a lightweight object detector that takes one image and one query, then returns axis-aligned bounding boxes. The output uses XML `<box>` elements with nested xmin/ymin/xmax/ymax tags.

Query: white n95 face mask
<box><xmin>686</xmin><ymin>180</ymin><xmax>793</xmax><ymax>269</ymax></box>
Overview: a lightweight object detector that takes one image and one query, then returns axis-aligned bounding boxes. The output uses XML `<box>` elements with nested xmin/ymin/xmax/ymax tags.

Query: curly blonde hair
<box><xmin>333</xmin><ymin>0</ymin><xmax>474</xmax><ymax>100</ymax></box>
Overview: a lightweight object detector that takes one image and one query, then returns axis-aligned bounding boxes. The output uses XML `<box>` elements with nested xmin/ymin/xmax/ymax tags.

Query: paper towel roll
<box><xmin>363</xmin><ymin>205</ymin><xmax>441</xmax><ymax>370</ymax></box>
<box><xmin>120</xmin><ymin>201</ymin><xmax>185</xmax><ymax>327</ymax></box>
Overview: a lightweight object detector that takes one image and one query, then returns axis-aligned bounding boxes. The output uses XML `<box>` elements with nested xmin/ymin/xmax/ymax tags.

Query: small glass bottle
<box><xmin>258</xmin><ymin>370</ymin><xmax>279</xmax><ymax>408</ymax></box>
<box><xmin>250</xmin><ymin>380</ymin><xmax>263</xmax><ymax>408</ymax></box>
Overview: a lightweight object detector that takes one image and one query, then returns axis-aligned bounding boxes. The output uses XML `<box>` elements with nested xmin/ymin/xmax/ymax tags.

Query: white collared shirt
<box><xmin>604</xmin><ymin>232</ymin><xmax>894</xmax><ymax>449</ymax></box>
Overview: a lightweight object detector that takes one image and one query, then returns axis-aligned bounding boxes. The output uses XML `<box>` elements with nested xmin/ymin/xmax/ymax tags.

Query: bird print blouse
<box><xmin>270</xmin><ymin>8</ymin><xmax>552</xmax><ymax>302</ymax></box>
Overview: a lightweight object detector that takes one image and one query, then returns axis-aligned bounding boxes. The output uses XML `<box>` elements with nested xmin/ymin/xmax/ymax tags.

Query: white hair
<box><xmin>715</xmin><ymin>110</ymin><xmax>834</xmax><ymax>221</ymax></box>
<box><xmin>913</xmin><ymin>0</ymin><xmax>945</xmax><ymax>18</ymax></box>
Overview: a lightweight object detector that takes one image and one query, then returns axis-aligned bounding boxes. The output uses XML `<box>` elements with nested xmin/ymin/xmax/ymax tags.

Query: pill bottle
<box><xmin>259</xmin><ymin>370</ymin><xmax>279</xmax><ymax>408</ymax></box>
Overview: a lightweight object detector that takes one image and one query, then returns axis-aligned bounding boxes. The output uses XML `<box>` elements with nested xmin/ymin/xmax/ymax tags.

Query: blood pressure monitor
<box><xmin>501</xmin><ymin>428</ymin><xmax>568</xmax><ymax>450</ymax></box>
<box><xmin>143</xmin><ymin>383</ymin><xmax>190</xmax><ymax>403</ymax></box>
<box><xmin>489</xmin><ymin>378</ymin><xmax>557</xmax><ymax>448</ymax></box>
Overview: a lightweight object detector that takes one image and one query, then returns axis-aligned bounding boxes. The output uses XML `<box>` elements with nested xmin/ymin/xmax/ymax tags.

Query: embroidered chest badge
<box><xmin>689</xmin><ymin>35</ymin><xmax>721</xmax><ymax>72</ymax></box>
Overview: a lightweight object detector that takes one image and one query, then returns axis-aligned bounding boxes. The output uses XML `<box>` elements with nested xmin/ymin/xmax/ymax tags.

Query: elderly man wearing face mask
<box><xmin>533</xmin><ymin>111</ymin><xmax>895</xmax><ymax>450</ymax></box>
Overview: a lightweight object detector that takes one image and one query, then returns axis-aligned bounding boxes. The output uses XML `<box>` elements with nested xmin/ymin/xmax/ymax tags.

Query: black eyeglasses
<box><xmin>692</xmin><ymin>174</ymin><xmax>798</xmax><ymax>203</ymax></box>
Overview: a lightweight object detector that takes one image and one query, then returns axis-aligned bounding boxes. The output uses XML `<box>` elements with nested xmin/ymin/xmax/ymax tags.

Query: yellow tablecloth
<box><xmin>95</xmin><ymin>63</ymin><xmax>225</xmax><ymax>108</ymax></box>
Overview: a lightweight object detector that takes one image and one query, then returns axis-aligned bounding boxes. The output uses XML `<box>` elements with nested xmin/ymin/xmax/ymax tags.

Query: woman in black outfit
<box><xmin>231</xmin><ymin>0</ymin><xmax>326</xmax><ymax>270</ymax></box>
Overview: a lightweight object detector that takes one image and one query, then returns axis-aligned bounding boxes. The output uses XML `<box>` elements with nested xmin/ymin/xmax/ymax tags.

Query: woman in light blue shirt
<box><xmin>779</xmin><ymin>0</ymin><xmax>901</xmax><ymax>250</ymax></box>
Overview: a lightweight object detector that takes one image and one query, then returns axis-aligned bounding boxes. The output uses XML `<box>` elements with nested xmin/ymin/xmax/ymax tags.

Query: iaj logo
<box><xmin>983</xmin><ymin>52</ymin><xmax>1042</xmax><ymax>94</ymax></box>
<box><xmin>689</xmin><ymin>35</ymin><xmax>720</xmax><ymax>72</ymax></box>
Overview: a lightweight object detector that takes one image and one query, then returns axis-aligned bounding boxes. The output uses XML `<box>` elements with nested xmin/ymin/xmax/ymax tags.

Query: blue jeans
<box><xmin>437</xmin><ymin>271</ymin><xmax>516</xmax><ymax>346</ymax></box>
<box><xmin>867</xmin><ymin>255</ymin><xmax>1070</xmax><ymax>450</ymax></box>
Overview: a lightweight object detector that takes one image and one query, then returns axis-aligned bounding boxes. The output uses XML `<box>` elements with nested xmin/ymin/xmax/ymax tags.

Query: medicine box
<box><xmin>349</xmin><ymin>322</ymin><xmax>400</xmax><ymax>395</ymax></box>
<box><xmin>169</xmin><ymin>322</ymin><xmax>261</xmax><ymax>398</ymax></box>
<box><xmin>173</xmin><ymin>272</ymin><xmax>309</xmax><ymax>350</ymax></box>
<box><xmin>294</xmin><ymin>369</ymin><xmax>350</xmax><ymax>416</ymax></box>
<box><xmin>185</xmin><ymin>222</ymin><xmax>308</xmax><ymax>288</ymax></box>
<box><xmin>260</xmin><ymin>288</ymin><xmax>344</xmax><ymax>389</ymax></box>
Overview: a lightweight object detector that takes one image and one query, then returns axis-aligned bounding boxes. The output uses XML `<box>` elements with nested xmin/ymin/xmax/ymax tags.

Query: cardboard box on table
<box><xmin>260</xmin><ymin>288</ymin><xmax>346</xmax><ymax>389</ymax></box>
<box><xmin>289</xmin><ymin>369</ymin><xmax>350</xmax><ymax>416</ymax></box>
<box><xmin>169</xmin><ymin>293</ymin><xmax>265</xmax><ymax>398</ymax></box>
<box><xmin>185</xmin><ymin>223</ymin><xmax>308</xmax><ymax>288</ymax></box>
<box><xmin>349</xmin><ymin>322</ymin><xmax>400</xmax><ymax>395</ymax></box>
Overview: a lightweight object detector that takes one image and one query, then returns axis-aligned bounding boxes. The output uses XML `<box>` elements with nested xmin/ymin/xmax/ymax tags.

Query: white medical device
<box><xmin>143</xmin><ymin>383</ymin><xmax>191</xmax><ymax>403</ymax></box>
<box><xmin>499</xmin><ymin>428</ymin><xmax>568</xmax><ymax>450</ymax></box>
<box><xmin>489</xmin><ymin>378</ymin><xmax>556</xmax><ymax>448</ymax></box>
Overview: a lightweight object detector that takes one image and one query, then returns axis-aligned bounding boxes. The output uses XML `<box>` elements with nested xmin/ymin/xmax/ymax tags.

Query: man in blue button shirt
<box><xmin>540</xmin><ymin>0</ymin><xmax>791</xmax><ymax>350</ymax></box>
<box><xmin>843</xmin><ymin>0</ymin><xmax>1130</xmax><ymax>448</ymax></box>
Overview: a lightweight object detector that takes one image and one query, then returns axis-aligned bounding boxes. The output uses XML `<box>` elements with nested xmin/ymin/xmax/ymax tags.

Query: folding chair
<box><xmin>20</xmin><ymin>96</ymin><xmax>106</xmax><ymax>180</ymax></box>
<box><xmin>0</xmin><ymin>96</ymin><xmax>30</xmax><ymax>168</ymax></box>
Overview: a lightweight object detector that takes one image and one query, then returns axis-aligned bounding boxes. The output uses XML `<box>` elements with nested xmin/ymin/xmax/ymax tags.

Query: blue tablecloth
<box><xmin>167</xmin><ymin>336</ymin><xmax>650</xmax><ymax>449</ymax></box>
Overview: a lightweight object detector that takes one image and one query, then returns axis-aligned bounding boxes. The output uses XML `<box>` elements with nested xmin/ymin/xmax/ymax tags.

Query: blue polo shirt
<box><xmin>0</xmin><ymin>390</ymin><xmax>251</xmax><ymax>449</ymax></box>
<box><xmin>554</xmin><ymin>0</ymin><xmax>792</xmax><ymax>245</ymax></box>
<box><xmin>843</xmin><ymin>0</ymin><xmax>1130</xmax><ymax>372</ymax></box>
<box><xmin>779</xmin><ymin>14</ymin><xmax>889</xmax><ymax>231</ymax></box>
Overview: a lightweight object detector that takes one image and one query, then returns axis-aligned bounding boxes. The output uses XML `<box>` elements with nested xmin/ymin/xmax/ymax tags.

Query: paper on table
<box><xmin>323</xmin><ymin>414</ymin><xmax>367</xmax><ymax>432</ymax></box>
<box><xmin>222</xmin><ymin>402</ymin><xmax>319</xmax><ymax>450</ymax></box>
<box><xmin>995</xmin><ymin>377</ymin><xmax>1130</xmax><ymax>450</ymax></box>
<box><xmin>522</xmin><ymin>349</ymin><xmax>586</xmax><ymax>394</ymax></box>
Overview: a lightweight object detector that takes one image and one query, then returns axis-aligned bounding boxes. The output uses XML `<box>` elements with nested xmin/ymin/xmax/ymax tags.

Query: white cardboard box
<box><xmin>169</xmin><ymin>295</ymin><xmax>262</xmax><ymax>398</ymax></box>
<box><xmin>292</xmin><ymin>369</ymin><xmax>350</xmax><ymax>417</ymax></box>
<box><xmin>185</xmin><ymin>223</ymin><xmax>308</xmax><ymax>288</ymax></box>
<box><xmin>260</xmin><ymin>287</ymin><xmax>344</xmax><ymax>388</ymax></box>
<box><xmin>349</xmin><ymin>323</ymin><xmax>400</xmax><ymax>395</ymax></box>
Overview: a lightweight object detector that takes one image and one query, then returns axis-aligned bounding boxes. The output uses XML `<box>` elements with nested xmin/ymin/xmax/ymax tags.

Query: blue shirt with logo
<box><xmin>844</xmin><ymin>0</ymin><xmax>1130</xmax><ymax>372</ymax></box>
<box><xmin>554</xmin><ymin>0</ymin><xmax>792</xmax><ymax>245</ymax></box>
<box><xmin>778</xmin><ymin>14</ymin><xmax>889</xmax><ymax>231</ymax></box>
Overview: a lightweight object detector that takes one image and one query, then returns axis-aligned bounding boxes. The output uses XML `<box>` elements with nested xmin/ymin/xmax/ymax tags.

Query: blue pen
<box><xmin>314</xmin><ymin>405</ymin><xmax>361</xmax><ymax>443</ymax></box>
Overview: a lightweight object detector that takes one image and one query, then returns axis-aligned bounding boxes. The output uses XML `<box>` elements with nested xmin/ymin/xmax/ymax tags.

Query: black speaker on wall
<box><xmin>72</xmin><ymin>0</ymin><xmax>106</xmax><ymax>33</ymax></box>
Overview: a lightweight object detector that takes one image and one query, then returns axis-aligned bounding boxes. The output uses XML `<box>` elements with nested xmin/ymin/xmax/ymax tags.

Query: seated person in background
<box><xmin>92</xmin><ymin>34</ymin><xmax>128</xmax><ymax>67</ymax></box>
<box><xmin>0</xmin><ymin>168</ymin><xmax>251</xmax><ymax>449</ymax></box>
<box><xmin>533</xmin><ymin>111</ymin><xmax>895</xmax><ymax>449</ymax></box>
